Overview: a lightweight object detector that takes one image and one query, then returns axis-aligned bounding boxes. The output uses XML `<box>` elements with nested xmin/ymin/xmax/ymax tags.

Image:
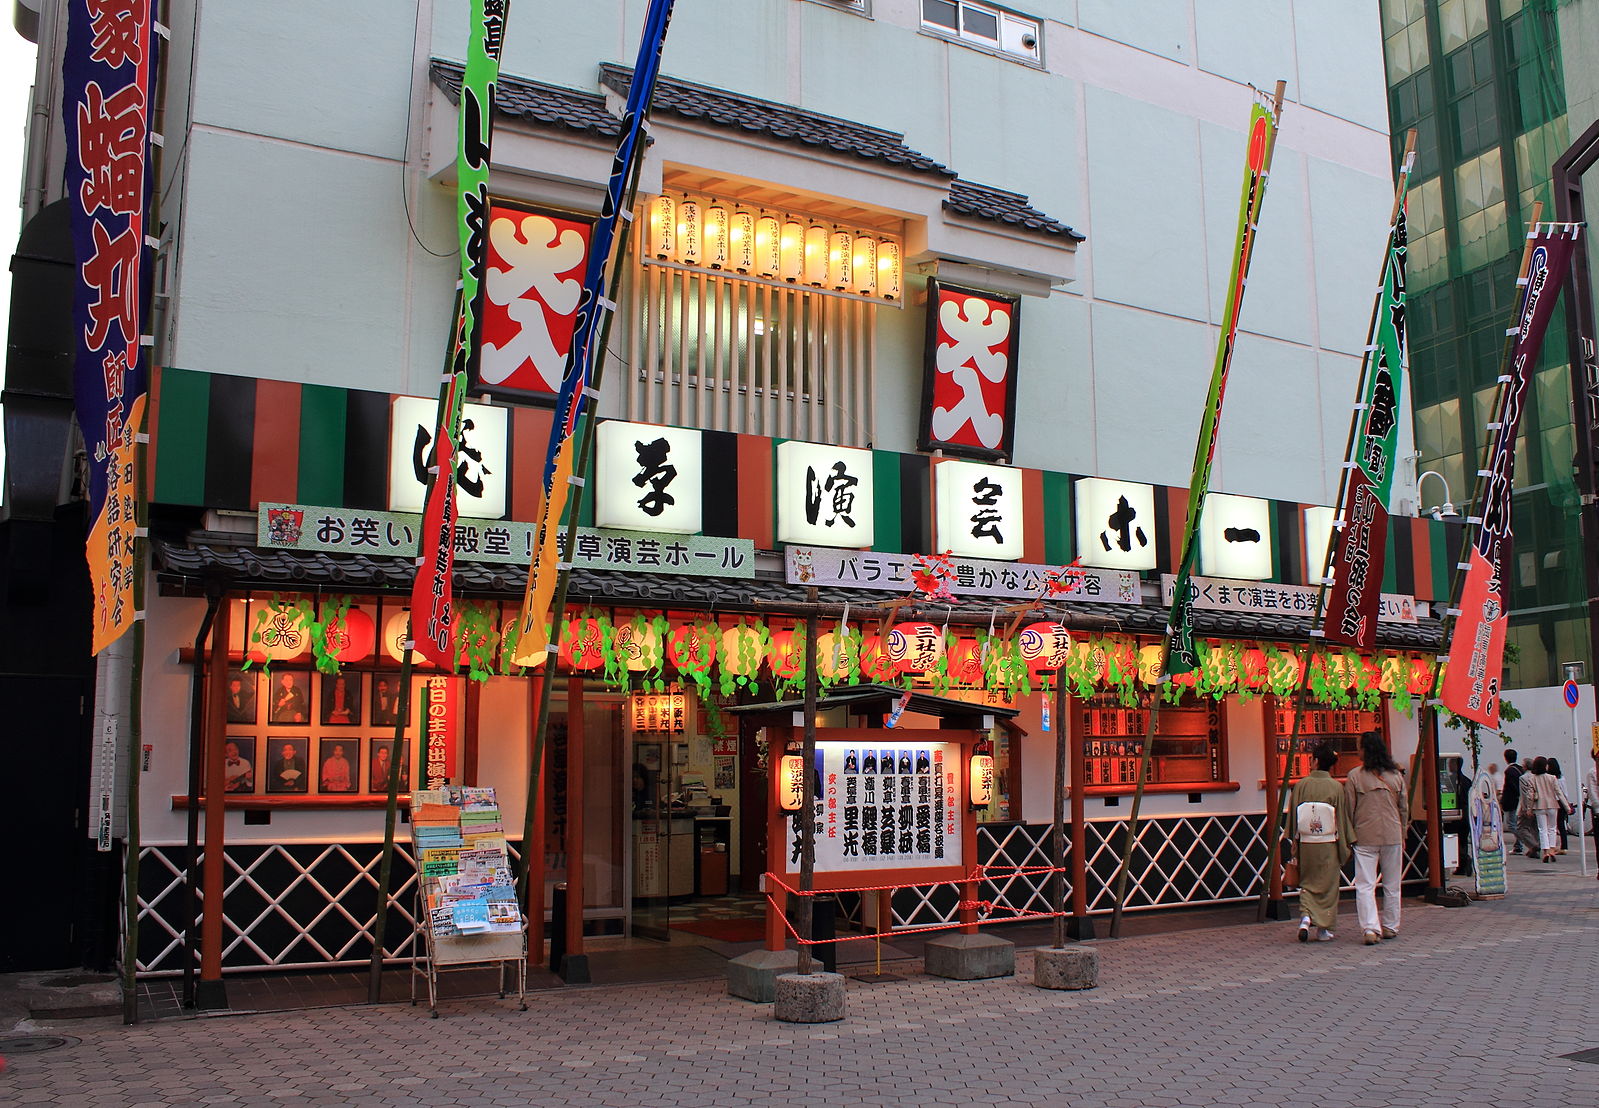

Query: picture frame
<box><xmin>713</xmin><ymin>756</ymin><xmax>736</xmax><ymax>791</ymax></box>
<box><xmin>221</xmin><ymin>735</ymin><xmax>256</xmax><ymax>794</ymax></box>
<box><xmin>371</xmin><ymin>674</ymin><xmax>402</xmax><ymax>728</ymax></box>
<box><xmin>369</xmin><ymin>739</ymin><xmax>411</xmax><ymax>793</ymax></box>
<box><xmin>224</xmin><ymin>669</ymin><xmax>257</xmax><ymax>724</ymax></box>
<box><xmin>266</xmin><ymin>671</ymin><xmax>311</xmax><ymax>726</ymax></box>
<box><xmin>637</xmin><ymin>742</ymin><xmax>662</xmax><ymax>774</ymax></box>
<box><xmin>320</xmin><ymin>671</ymin><xmax>363</xmax><ymax>727</ymax></box>
<box><xmin>263</xmin><ymin>736</ymin><xmax>310</xmax><ymax>794</ymax></box>
<box><xmin>317</xmin><ymin>737</ymin><xmax>360</xmax><ymax>794</ymax></box>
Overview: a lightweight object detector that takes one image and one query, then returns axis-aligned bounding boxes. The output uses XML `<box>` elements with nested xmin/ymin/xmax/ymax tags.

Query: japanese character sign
<box><xmin>478</xmin><ymin>204</ymin><xmax>594</xmax><ymax>400</ymax></box>
<box><xmin>594</xmin><ymin>420</ymin><xmax>703</xmax><ymax>534</ymax></box>
<box><xmin>935</xmin><ymin>460</ymin><xmax>1023</xmax><ymax>561</ymax></box>
<box><xmin>65</xmin><ymin>0</ymin><xmax>154</xmax><ymax>656</ymax></box>
<box><xmin>918</xmin><ymin>281</ymin><xmax>1021</xmax><ymax>460</ymax></box>
<box><xmin>777</xmin><ymin>441</ymin><xmax>875</xmax><ymax>547</ymax></box>
<box><xmin>1198</xmin><ymin>492</ymin><xmax>1274</xmax><ymax>580</ymax></box>
<box><xmin>388</xmin><ymin>396</ymin><xmax>508</xmax><ymax>519</ymax></box>
<box><xmin>791</xmin><ymin>741</ymin><xmax>963</xmax><ymax>874</ymax></box>
<box><xmin>1073</xmin><ymin>478</ymin><xmax>1157</xmax><ymax>571</ymax></box>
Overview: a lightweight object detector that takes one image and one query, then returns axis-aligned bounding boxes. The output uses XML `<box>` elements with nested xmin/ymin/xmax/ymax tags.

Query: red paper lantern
<box><xmin>323</xmin><ymin>607</ymin><xmax>376</xmax><ymax>663</ymax></box>
<box><xmin>886</xmin><ymin>622</ymin><xmax>944</xmax><ymax>673</ymax></box>
<box><xmin>668</xmin><ymin>623</ymin><xmax>717</xmax><ymax>674</ymax></box>
<box><xmin>858</xmin><ymin>634</ymin><xmax>897</xmax><ymax>682</ymax></box>
<box><xmin>1241</xmin><ymin>648</ymin><xmax>1269</xmax><ymax>689</ymax></box>
<box><xmin>768</xmin><ymin>629</ymin><xmax>804</xmax><ymax>679</ymax></box>
<box><xmin>560</xmin><ymin>617</ymin><xmax>606</xmax><ymax>671</ymax></box>
<box><xmin>1018</xmin><ymin>622</ymin><xmax>1071</xmax><ymax>672</ymax></box>
<box><xmin>947</xmin><ymin>638</ymin><xmax>983</xmax><ymax>685</ymax></box>
<box><xmin>1408</xmin><ymin>656</ymin><xmax>1435</xmax><ymax>695</ymax></box>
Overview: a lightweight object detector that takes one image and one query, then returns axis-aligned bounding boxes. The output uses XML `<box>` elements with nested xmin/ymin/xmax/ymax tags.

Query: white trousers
<box><xmin>1535</xmin><ymin>809</ymin><xmax>1559</xmax><ymax>850</ymax></box>
<box><xmin>1353</xmin><ymin>843</ymin><xmax>1402</xmax><ymax>935</ymax></box>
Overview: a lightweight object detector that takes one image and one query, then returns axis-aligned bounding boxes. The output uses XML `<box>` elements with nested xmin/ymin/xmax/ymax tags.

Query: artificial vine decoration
<box><xmin>245</xmin><ymin>593</ymin><xmax>351</xmax><ymax>676</ymax></box>
<box><xmin>454</xmin><ymin>600</ymin><xmax>500</xmax><ymax>682</ymax></box>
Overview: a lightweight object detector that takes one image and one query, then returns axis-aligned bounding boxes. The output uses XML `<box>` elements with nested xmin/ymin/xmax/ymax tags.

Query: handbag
<box><xmin>1283</xmin><ymin>857</ymin><xmax>1300</xmax><ymax>887</ymax></box>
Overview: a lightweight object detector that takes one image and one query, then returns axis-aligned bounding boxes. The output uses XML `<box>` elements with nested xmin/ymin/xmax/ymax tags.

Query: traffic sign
<box><xmin>1563</xmin><ymin>680</ymin><xmax>1579</xmax><ymax>708</ymax></box>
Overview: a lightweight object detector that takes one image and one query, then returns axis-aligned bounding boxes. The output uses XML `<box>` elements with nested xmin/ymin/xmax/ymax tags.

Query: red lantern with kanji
<box><xmin>668</xmin><ymin>623</ymin><xmax>717</xmax><ymax>674</ymax></box>
<box><xmin>560</xmin><ymin>617</ymin><xmax>606</xmax><ymax>671</ymax></box>
<box><xmin>947</xmin><ymin>638</ymin><xmax>983</xmax><ymax>685</ymax></box>
<box><xmin>768</xmin><ymin>628</ymin><xmax>805</xmax><ymax>679</ymax></box>
<box><xmin>322</xmin><ymin>607</ymin><xmax>376</xmax><ymax>663</ymax></box>
<box><xmin>886</xmin><ymin>622</ymin><xmax>945</xmax><ymax>674</ymax></box>
<box><xmin>1018</xmin><ymin>622</ymin><xmax>1071</xmax><ymax>672</ymax></box>
<box><xmin>858</xmin><ymin>634</ymin><xmax>897</xmax><ymax>682</ymax></box>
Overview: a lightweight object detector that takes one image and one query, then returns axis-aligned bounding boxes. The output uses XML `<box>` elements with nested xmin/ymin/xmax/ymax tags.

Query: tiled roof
<box><xmin>946</xmin><ymin>179</ymin><xmax>1084</xmax><ymax>241</ymax></box>
<box><xmin>430</xmin><ymin>59</ymin><xmax>620</xmax><ymax>139</ymax></box>
<box><xmin>153</xmin><ymin>539</ymin><xmax>1443</xmax><ymax>652</ymax></box>
<box><xmin>597</xmin><ymin>63</ymin><xmax>954</xmax><ymax>178</ymax></box>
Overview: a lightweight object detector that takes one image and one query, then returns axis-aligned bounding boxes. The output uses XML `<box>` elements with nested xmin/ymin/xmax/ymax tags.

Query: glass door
<box><xmin>630</xmin><ymin>738</ymin><xmax>674</xmax><ymax>939</ymax></box>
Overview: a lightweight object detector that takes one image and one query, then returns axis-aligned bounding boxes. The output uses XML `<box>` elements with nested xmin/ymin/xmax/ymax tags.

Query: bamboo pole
<box><xmin>795</xmin><ymin>595</ymin><xmax>820</xmax><ymax>976</ymax></box>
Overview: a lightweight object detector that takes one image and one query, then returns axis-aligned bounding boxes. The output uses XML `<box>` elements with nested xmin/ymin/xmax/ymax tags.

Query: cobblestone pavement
<box><xmin>3</xmin><ymin>866</ymin><xmax>1597</xmax><ymax>1107</ymax></box>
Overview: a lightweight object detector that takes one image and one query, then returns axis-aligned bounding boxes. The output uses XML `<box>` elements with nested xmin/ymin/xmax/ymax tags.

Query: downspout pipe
<box><xmin>179</xmin><ymin>582</ymin><xmax>221</xmax><ymax>1008</ymax></box>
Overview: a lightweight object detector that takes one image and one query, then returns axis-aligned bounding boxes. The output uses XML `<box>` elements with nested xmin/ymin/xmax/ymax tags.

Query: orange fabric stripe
<box><xmin>1021</xmin><ymin>468</ymin><xmax>1045</xmax><ymax>564</ymax></box>
<box><xmin>737</xmin><ymin>434</ymin><xmax>773</xmax><ymax>548</ymax></box>
<box><xmin>250</xmin><ymin>379</ymin><xmax>302</xmax><ymax>508</ymax></box>
<box><xmin>511</xmin><ymin>406</ymin><xmax>554</xmax><ymax>523</ymax></box>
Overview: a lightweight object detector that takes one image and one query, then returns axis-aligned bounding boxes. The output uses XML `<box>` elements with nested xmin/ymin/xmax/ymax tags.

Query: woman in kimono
<box><xmin>1291</xmin><ymin>742</ymin><xmax>1354</xmax><ymax>943</ymax></box>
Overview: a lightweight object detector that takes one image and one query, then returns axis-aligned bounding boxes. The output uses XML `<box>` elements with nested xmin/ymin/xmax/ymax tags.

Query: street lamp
<box><xmin>1416</xmin><ymin>470</ymin><xmax>1458</xmax><ymax>521</ymax></box>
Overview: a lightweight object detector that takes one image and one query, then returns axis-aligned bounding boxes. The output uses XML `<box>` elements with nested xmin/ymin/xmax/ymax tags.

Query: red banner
<box><xmin>423</xmin><ymin>676</ymin><xmax>458</xmax><ymax>790</ymax></box>
<box><xmin>410</xmin><ymin>417</ymin><xmax>459</xmax><ymax>669</ymax></box>
<box><xmin>1322</xmin><ymin>470</ymin><xmax>1390</xmax><ymax>647</ymax></box>
<box><xmin>918</xmin><ymin>281</ymin><xmax>1020</xmax><ymax>460</ymax></box>
<box><xmin>479</xmin><ymin>204</ymin><xmax>593</xmax><ymax>401</ymax></box>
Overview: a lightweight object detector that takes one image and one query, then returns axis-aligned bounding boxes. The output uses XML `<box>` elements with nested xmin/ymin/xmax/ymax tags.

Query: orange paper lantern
<box><xmin>886</xmin><ymin>622</ymin><xmax>945</xmax><ymax>673</ymax></box>
<box><xmin>858</xmin><ymin>634</ymin><xmax>897</xmax><ymax>682</ymax></box>
<box><xmin>560</xmin><ymin>618</ymin><xmax>606</xmax><ymax>671</ymax></box>
<box><xmin>768</xmin><ymin>629</ymin><xmax>805</xmax><ymax>679</ymax></box>
<box><xmin>1018</xmin><ymin>622</ymin><xmax>1071</xmax><ymax>672</ymax></box>
<box><xmin>947</xmin><ymin>638</ymin><xmax>983</xmax><ymax>685</ymax></box>
<box><xmin>322</xmin><ymin>607</ymin><xmax>376</xmax><ymax>663</ymax></box>
<box><xmin>668</xmin><ymin>623</ymin><xmax>717</xmax><ymax>674</ymax></box>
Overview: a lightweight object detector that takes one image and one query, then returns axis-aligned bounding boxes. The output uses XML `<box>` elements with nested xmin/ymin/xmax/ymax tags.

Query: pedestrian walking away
<box><xmin>1546</xmin><ymin>757</ymin><xmax>1572</xmax><ymax>854</ymax></box>
<box><xmin>1520</xmin><ymin>756</ymin><xmax>1563</xmax><ymax>863</ymax></box>
<box><xmin>1290</xmin><ymin>742</ymin><xmax>1354</xmax><ymax>943</ymax></box>
<box><xmin>1344</xmin><ymin>731</ymin><xmax>1408</xmax><ymax>945</ymax></box>
<box><xmin>1501</xmin><ymin>750</ymin><xmax>1525</xmax><ymax>854</ymax></box>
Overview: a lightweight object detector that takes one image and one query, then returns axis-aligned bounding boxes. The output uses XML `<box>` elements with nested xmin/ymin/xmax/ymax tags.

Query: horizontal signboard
<box><xmin>786</xmin><ymin>545</ymin><xmax>1141</xmax><ymax>605</ymax></box>
<box><xmin>1161</xmin><ymin>575</ymin><xmax>1418</xmax><ymax>623</ymax></box>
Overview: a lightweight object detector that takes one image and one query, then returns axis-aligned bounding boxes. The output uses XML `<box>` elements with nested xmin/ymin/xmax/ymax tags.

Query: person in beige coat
<box><xmin>1344</xmin><ymin>731</ymin><xmax>1408</xmax><ymax>946</ymax></box>
<box><xmin>1518</xmin><ymin>756</ymin><xmax>1565</xmax><ymax>862</ymax></box>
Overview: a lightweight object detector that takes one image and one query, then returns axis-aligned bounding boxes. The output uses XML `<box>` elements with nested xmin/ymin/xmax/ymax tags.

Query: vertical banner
<box><xmin>1440</xmin><ymin>229</ymin><xmax>1577</xmax><ymax>727</ymax></box>
<box><xmin>1323</xmin><ymin>184</ymin><xmax>1411</xmax><ymax>647</ymax></box>
<box><xmin>479</xmin><ymin>203</ymin><xmax>595</xmax><ymax>400</ymax></box>
<box><xmin>411</xmin><ymin>0</ymin><xmax>508</xmax><ymax>668</ymax></box>
<box><xmin>512</xmin><ymin>0</ymin><xmax>677</xmax><ymax>666</ymax></box>
<box><xmin>63</xmin><ymin>0</ymin><xmax>156</xmax><ymax>655</ymax></box>
<box><xmin>1166</xmin><ymin>97</ymin><xmax>1280</xmax><ymax>673</ymax></box>
<box><xmin>423</xmin><ymin>676</ymin><xmax>459</xmax><ymax>790</ymax></box>
<box><xmin>918</xmin><ymin>281</ymin><xmax>1021</xmax><ymax>460</ymax></box>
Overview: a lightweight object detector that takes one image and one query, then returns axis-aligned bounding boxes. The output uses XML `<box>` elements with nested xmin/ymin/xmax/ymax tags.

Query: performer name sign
<box><xmin>790</xmin><ymin>742</ymin><xmax>962</xmax><ymax>874</ymax></box>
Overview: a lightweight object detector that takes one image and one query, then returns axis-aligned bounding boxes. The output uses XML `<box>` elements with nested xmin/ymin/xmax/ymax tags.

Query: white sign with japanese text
<box><xmin>1161</xmin><ymin>574</ymin><xmax>1419</xmax><ymax>623</ymax></box>
<box><xmin>258</xmin><ymin>504</ymin><xmax>754</xmax><ymax>578</ymax></box>
<box><xmin>594</xmin><ymin>420</ymin><xmax>702</xmax><ymax>535</ymax></box>
<box><xmin>1303</xmin><ymin>505</ymin><xmax>1336</xmax><ymax>577</ymax></box>
<box><xmin>935</xmin><ymin>459</ymin><xmax>1024</xmax><ymax>561</ymax></box>
<box><xmin>776</xmin><ymin>441</ymin><xmax>875</xmax><ymax>547</ymax></box>
<box><xmin>388</xmin><ymin>396</ymin><xmax>509</xmax><ymax>520</ymax></box>
<box><xmin>1198</xmin><ymin>492</ymin><xmax>1273</xmax><ymax>580</ymax></box>
<box><xmin>1074</xmin><ymin>477</ymin><xmax>1158</xmax><ymax>571</ymax></box>
<box><xmin>789</xmin><ymin>742</ymin><xmax>962</xmax><ymax>873</ymax></box>
<box><xmin>785</xmin><ymin>545</ymin><xmax>1142</xmax><ymax>605</ymax></box>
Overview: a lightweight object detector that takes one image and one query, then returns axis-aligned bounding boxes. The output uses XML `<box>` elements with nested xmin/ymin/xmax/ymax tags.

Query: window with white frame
<box><xmin>921</xmin><ymin>0</ymin><xmax>1040</xmax><ymax>63</ymax></box>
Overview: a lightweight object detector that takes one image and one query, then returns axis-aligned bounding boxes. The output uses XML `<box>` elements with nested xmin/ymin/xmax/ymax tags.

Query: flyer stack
<box><xmin>411</xmin><ymin>786</ymin><xmax>521</xmax><ymax>937</ymax></box>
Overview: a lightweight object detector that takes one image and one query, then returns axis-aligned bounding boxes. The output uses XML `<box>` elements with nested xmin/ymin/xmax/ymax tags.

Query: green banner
<box><xmin>1167</xmin><ymin>99</ymin><xmax>1279</xmax><ymax>674</ymax></box>
<box><xmin>1356</xmin><ymin>202</ymin><xmax>1408</xmax><ymax>504</ymax></box>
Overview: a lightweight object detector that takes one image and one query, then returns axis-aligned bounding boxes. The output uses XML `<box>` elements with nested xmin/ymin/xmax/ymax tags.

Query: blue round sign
<box><xmin>1564</xmin><ymin>680</ymin><xmax>1580</xmax><ymax>708</ymax></box>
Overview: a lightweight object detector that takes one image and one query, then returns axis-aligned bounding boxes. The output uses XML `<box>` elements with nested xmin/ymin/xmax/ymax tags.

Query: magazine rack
<box><xmin>405</xmin><ymin>786</ymin><xmax>529</xmax><ymax>1017</ymax></box>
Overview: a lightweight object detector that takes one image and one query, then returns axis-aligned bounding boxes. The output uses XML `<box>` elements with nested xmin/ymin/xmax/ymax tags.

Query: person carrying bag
<box><xmin>1290</xmin><ymin>743</ymin><xmax>1354</xmax><ymax>943</ymax></box>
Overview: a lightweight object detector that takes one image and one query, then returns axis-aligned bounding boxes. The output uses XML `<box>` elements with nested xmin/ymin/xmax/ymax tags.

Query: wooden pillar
<box><xmin>959</xmin><ymin>741</ymin><xmax>979</xmax><ymax>934</ymax></box>
<box><xmin>196</xmin><ymin>599</ymin><xmax>231</xmax><ymax>1008</ymax></box>
<box><xmin>1421</xmin><ymin>711</ymin><xmax>1445</xmax><ymax>900</ymax></box>
<box><xmin>559</xmin><ymin>675</ymin><xmax>589</xmax><ymax>981</ymax></box>
<box><xmin>764</xmin><ymin>724</ymin><xmax>790</xmax><ymax>952</ymax></box>
<box><xmin>1264</xmin><ymin>708</ymin><xmax>1285</xmax><ymax>910</ymax></box>
<box><xmin>462</xmin><ymin>676</ymin><xmax>481</xmax><ymax>785</ymax></box>
<box><xmin>523</xmin><ymin>673</ymin><xmax>546</xmax><ymax>967</ymax></box>
<box><xmin>1067</xmin><ymin>694</ymin><xmax>1093</xmax><ymax>939</ymax></box>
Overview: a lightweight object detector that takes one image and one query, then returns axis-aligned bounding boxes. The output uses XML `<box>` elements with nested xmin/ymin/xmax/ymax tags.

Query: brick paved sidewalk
<box><xmin>3</xmin><ymin>869</ymin><xmax>1596</xmax><ymax>1107</ymax></box>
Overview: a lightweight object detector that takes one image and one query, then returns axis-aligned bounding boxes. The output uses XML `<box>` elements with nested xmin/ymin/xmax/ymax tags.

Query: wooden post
<box><xmin>523</xmin><ymin>672</ymin><xmax>546</xmax><ymax>966</ymax></box>
<box><xmin>794</xmin><ymin>602</ymin><xmax>820</xmax><ymax>975</ymax></box>
<box><xmin>1263</xmin><ymin>704</ymin><xmax>1285</xmax><ymax>912</ymax></box>
<box><xmin>765</xmin><ymin>722</ymin><xmax>790</xmax><ymax>952</ymax></box>
<box><xmin>561</xmin><ymin>675</ymin><xmax>589</xmax><ymax>981</ymax></box>
<box><xmin>196</xmin><ymin>599</ymin><xmax>231</xmax><ymax>1009</ymax></box>
<box><xmin>960</xmin><ymin>741</ymin><xmax>979</xmax><ymax>935</ymax></box>
<box><xmin>1050</xmin><ymin>676</ymin><xmax>1068</xmax><ymax>949</ymax></box>
<box><xmin>1066</xmin><ymin>681</ymin><xmax>1093</xmax><ymax>939</ymax></box>
<box><xmin>1421</xmin><ymin>711</ymin><xmax>1444</xmax><ymax>899</ymax></box>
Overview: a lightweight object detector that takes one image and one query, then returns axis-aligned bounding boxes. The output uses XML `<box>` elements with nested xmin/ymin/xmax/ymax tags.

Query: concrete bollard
<box><xmin>923</xmin><ymin>932</ymin><xmax>1015</xmax><ymax>980</ymax></box>
<box><xmin>1032</xmin><ymin>945</ymin><xmax>1098</xmax><ymax>990</ymax></box>
<box><xmin>725</xmin><ymin>948</ymin><xmax>801</xmax><ymax>1003</ymax></box>
<box><xmin>773</xmin><ymin>972</ymin><xmax>846</xmax><ymax>1023</ymax></box>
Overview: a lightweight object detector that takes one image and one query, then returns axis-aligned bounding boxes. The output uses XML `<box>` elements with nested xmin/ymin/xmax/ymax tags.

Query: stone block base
<box><xmin>1032</xmin><ymin>945</ymin><xmax>1099</xmax><ymax>991</ymax></box>
<box><xmin>773</xmin><ymin>972</ymin><xmax>846</xmax><ymax>1023</ymax></box>
<box><xmin>923</xmin><ymin>932</ymin><xmax>1015</xmax><ymax>980</ymax></box>
<box><xmin>725</xmin><ymin>948</ymin><xmax>800</xmax><ymax>1003</ymax></box>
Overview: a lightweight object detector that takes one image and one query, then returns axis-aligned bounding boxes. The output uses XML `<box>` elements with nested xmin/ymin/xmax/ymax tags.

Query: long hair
<box><xmin>1359</xmin><ymin>731</ymin><xmax>1398</xmax><ymax>773</ymax></box>
<box><xmin>1547</xmin><ymin>757</ymin><xmax>1563</xmax><ymax>779</ymax></box>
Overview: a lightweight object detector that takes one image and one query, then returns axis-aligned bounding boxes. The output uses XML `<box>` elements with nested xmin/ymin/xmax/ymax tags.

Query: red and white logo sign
<box><xmin>919</xmin><ymin>281</ymin><xmax>1021</xmax><ymax>459</ymax></box>
<box><xmin>479</xmin><ymin>205</ymin><xmax>593</xmax><ymax>399</ymax></box>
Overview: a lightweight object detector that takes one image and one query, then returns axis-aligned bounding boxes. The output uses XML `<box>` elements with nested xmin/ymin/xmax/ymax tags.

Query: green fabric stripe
<box><xmin>872</xmin><ymin>451</ymin><xmax>901</xmax><ymax>552</ymax></box>
<box><xmin>1044</xmin><ymin>472</ymin><xmax>1074</xmax><ymax>565</ymax></box>
<box><xmin>153</xmin><ymin>368</ymin><xmax>211</xmax><ymax>505</ymax></box>
<box><xmin>297</xmin><ymin>384</ymin><xmax>348</xmax><ymax>505</ymax></box>
<box><xmin>1381</xmin><ymin>526</ymin><xmax>1399</xmax><ymax>593</ymax></box>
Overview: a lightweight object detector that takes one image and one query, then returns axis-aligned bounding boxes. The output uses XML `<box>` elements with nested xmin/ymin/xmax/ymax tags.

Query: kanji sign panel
<box><xmin>919</xmin><ymin>281</ymin><xmax>1020</xmax><ymax>460</ymax></box>
<box><xmin>786</xmin><ymin>545</ymin><xmax>1142</xmax><ymax>605</ymax></box>
<box><xmin>935</xmin><ymin>460</ymin><xmax>1024</xmax><ymax>560</ymax></box>
<box><xmin>1198</xmin><ymin>493</ymin><xmax>1273</xmax><ymax>581</ymax></box>
<box><xmin>259</xmin><ymin>503</ymin><xmax>755</xmax><ymax>578</ymax></box>
<box><xmin>594</xmin><ymin>420</ymin><xmax>702</xmax><ymax>535</ymax></box>
<box><xmin>788</xmin><ymin>742</ymin><xmax>962</xmax><ymax>874</ymax></box>
<box><xmin>478</xmin><ymin>204</ymin><xmax>594</xmax><ymax>401</ymax></box>
<box><xmin>1074</xmin><ymin>478</ymin><xmax>1158</xmax><ymax>571</ymax></box>
<box><xmin>1303</xmin><ymin>505</ymin><xmax>1336</xmax><ymax>577</ymax></box>
<box><xmin>1161</xmin><ymin>574</ymin><xmax>1417</xmax><ymax>623</ymax></box>
<box><xmin>776</xmin><ymin>441</ymin><xmax>875</xmax><ymax>547</ymax></box>
<box><xmin>389</xmin><ymin>396</ymin><xmax>508</xmax><ymax>519</ymax></box>
<box><xmin>65</xmin><ymin>0</ymin><xmax>155</xmax><ymax>655</ymax></box>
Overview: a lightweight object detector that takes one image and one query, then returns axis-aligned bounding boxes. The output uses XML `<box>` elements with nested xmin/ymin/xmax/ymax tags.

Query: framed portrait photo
<box><xmin>371</xmin><ymin>674</ymin><xmax>402</xmax><ymax>728</ymax></box>
<box><xmin>224</xmin><ymin>670</ymin><xmax>257</xmax><ymax>724</ymax></box>
<box><xmin>266</xmin><ymin>671</ymin><xmax>311</xmax><ymax>726</ymax></box>
<box><xmin>317</xmin><ymin>737</ymin><xmax>360</xmax><ymax>794</ymax></box>
<box><xmin>221</xmin><ymin>736</ymin><xmax>256</xmax><ymax>794</ymax></box>
<box><xmin>264</xmin><ymin>736</ymin><xmax>310</xmax><ymax>794</ymax></box>
<box><xmin>369</xmin><ymin>739</ymin><xmax>411</xmax><ymax>794</ymax></box>
<box><xmin>320</xmin><ymin>672</ymin><xmax>363</xmax><ymax>727</ymax></box>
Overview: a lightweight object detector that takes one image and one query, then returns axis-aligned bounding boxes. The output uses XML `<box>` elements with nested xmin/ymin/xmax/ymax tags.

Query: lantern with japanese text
<box><xmin>322</xmin><ymin>607</ymin><xmax>376</xmax><ymax>664</ymax></box>
<box><xmin>778</xmin><ymin>754</ymin><xmax>806</xmax><ymax>811</ymax></box>
<box><xmin>721</xmin><ymin>624</ymin><xmax>763</xmax><ymax>677</ymax></box>
<box><xmin>668</xmin><ymin>623</ymin><xmax>717</xmax><ymax>675</ymax></box>
<box><xmin>767</xmin><ymin>628</ymin><xmax>805</xmax><ymax>679</ymax></box>
<box><xmin>969</xmin><ymin>751</ymin><xmax>995</xmax><ymax>808</ymax></box>
<box><xmin>816</xmin><ymin>630</ymin><xmax>859</xmax><ymax>680</ymax></box>
<box><xmin>857</xmin><ymin>634</ymin><xmax>897</xmax><ymax>683</ymax></box>
<box><xmin>612</xmin><ymin>619</ymin><xmax>662</xmax><ymax>673</ymax></box>
<box><xmin>886</xmin><ymin>622</ymin><xmax>945</xmax><ymax>674</ymax></box>
<box><xmin>1018</xmin><ymin>622</ymin><xmax>1071</xmax><ymax>673</ymax></box>
<box><xmin>560</xmin><ymin>617</ymin><xmax>606</xmax><ymax>671</ymax></box>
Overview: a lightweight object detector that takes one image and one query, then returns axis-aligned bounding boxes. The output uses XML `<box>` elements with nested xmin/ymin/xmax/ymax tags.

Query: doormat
<box><xmin>669</xmin><ymin>917</ymin><xmax>767</xmax><ymax>942</ymax></box>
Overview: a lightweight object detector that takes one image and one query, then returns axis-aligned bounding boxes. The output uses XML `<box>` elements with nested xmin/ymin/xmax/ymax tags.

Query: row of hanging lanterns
<box><xmin>644</xmin><ymin>192</ymin><xmax>903</xmax><ymax>301</ymax></box>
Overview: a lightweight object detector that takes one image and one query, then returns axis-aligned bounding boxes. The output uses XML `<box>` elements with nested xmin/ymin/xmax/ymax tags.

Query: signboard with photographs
<box><xmin>788</xmin><ymin>741</ymin><xmax>962</xmax><ymax>874</ymax></box>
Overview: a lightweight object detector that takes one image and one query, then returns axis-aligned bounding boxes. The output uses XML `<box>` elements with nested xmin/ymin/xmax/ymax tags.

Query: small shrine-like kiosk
<box><xmin>731</xmin><ymin>684</ymin><xmax>1020</xmax><ymax>987</ymax></box>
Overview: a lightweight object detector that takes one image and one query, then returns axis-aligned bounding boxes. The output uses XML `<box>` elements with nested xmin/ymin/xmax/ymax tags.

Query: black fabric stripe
<box><xmin>1278</xmin><ymin>501</ymin><xmax>1302</xmax><ymax>584</ymax></box>
<box><xmin>343</xmin><ymin>389</ymin><xmax>392</xmax><ymax>511</ymax></box>
<box><xmin>1391</xmin><ymin>514</ymin><xmax>1415</xmax><ymax>595</ymax></box>
<box><xmin>899</xmin><ymin>454</ymin><xmax>931</xmax><ymax>553</ymax></box>
<box><xmin>1154</xmin><ymin>486</ymin><xmax>1176</xmax><ymax>575</ymax></box>
<box><xmin>203</xmin><ymin>373</ymin><xmax>256</xmax><ymax>510</ymax></box>
<box><xmin>701</xmin><ymin>430</ymin><xmax>739</xmax><ymax>538</ymax></box>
